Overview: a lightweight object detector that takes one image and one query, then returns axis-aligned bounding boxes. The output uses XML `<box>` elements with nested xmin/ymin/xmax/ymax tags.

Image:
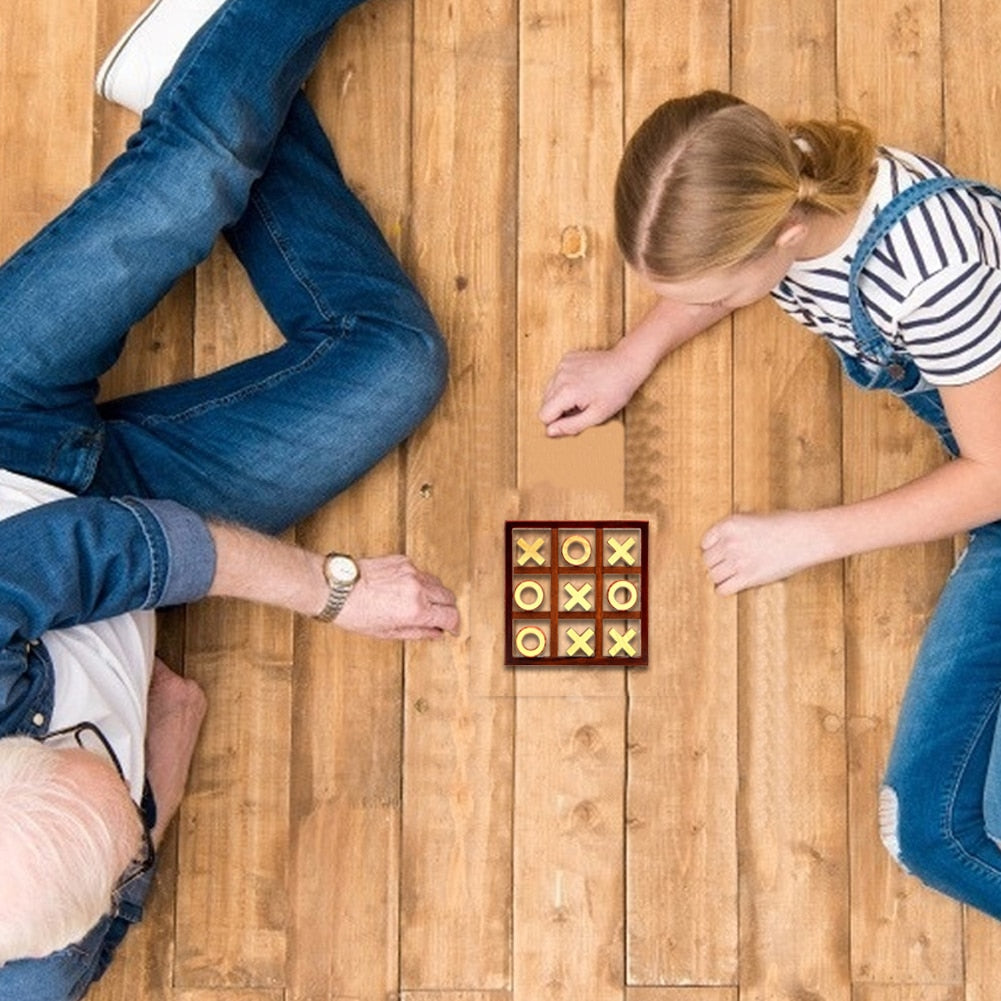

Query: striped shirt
<box><xmin>771</xmin><ymin>148</ymin><xmax>1001</xmax><ymax>386</ymax></box>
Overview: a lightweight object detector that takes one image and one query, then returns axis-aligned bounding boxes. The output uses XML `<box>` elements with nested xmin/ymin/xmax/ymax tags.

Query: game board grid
<box><xmin>505</xmin><ymin>520</ymin><xmax>648</xmax><ymax>667</ymax></box>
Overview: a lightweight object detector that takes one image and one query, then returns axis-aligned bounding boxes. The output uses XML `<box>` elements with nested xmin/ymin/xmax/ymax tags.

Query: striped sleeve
<box><xmin>896</xmin><ymin>260</ymin><xmax>1001</xmax><ymax>384</ymax></box>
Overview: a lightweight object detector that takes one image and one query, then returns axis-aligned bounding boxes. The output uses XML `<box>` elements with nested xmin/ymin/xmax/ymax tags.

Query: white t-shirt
<box><xmin>0</xmin><ymin>469</ymin><xmax>154</xmax><ymax>802</ymax></box>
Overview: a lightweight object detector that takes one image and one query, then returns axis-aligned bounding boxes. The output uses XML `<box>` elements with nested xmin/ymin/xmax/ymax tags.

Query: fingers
<box><xmin>538</xmin><ymin>389</ymin><xmax>582</xmax><ymax>430</ymax></box>
<box><xmin>700</xmin><ymin>520</ymin><xmax>741</xmax><ymax>593</ymax></box>
<box><xmin>545</xmin><ymin>407</ymin><xmax>603</xmax><ymax>438</ymax></box>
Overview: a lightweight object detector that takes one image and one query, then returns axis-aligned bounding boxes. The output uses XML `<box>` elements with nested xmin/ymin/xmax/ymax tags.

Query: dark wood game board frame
<box><xmin>505</xmin><ymin>520</ymin><xmax>649</xmax><ymax>667</ymax></box>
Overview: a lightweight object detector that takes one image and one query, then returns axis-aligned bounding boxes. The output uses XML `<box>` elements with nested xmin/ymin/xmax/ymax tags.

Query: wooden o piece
<box><xmin>514</xmin><ymin>579</ymin><xmax>545</xmax><ymax>611</ymax></box>
<box><xmin>515</xmin><ymin>625</ymin><xmax>547</xmax><ymax>658</ymax></box>
<box><xmin>606</xmin><ymin>579</ymin><xmax>638</xmax><ymax>611</ymax></box>
<box><xmin>561</xmin><ymin>533</ymin><xmax>592</xmax><ymax>566</ymax></box>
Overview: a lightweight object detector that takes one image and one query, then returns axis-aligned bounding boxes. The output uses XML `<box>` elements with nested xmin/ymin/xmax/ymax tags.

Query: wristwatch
<box><xmin>316</xmin><ymin>552</ymin><xmax>360</xmax><ymax>622</ymax></box>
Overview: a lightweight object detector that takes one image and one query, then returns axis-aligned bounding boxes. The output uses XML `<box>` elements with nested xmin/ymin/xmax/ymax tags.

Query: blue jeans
<box><xmin>837</xmin><ymin>352</ymin><xmax>1001</xmax><ymax>918</ymax></box>
<box><xmin>0</xmin><ymin>0</ymin><xmax>446</xmax><ymax>535</ymax></box>
<box><xmin>878</xmin><ymin>521</ymin><xmax>1001</xmax><ymax>917</ymax></box>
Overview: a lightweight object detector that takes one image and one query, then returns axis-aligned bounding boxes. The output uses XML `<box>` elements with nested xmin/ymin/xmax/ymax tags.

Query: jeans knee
<box><xmin>385</xmin><ymin>310</ymin><xmax>449</xmax><ymax>423</ymax></box>
<box><xmin>879</xmin><ymin>782</ymin><xmax>957</xmax><ymax>881</ymax></box>
<box><xmin>881</xmin><ymin>782</ymin><xmax>993</xmax><ymax>892</ymax></box>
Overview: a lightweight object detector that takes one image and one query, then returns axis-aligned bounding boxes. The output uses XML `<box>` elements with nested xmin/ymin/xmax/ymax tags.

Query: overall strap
<box><xmin>848</xmin><ymin>175</ymin><xmax>1001</xmax><ymax>361</ymax></box>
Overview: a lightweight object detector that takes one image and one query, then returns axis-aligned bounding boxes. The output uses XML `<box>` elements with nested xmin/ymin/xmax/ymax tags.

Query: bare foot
<box><xmin>145</xmin><ymin>657</ymin><xmax>207</xmax><ymax>847</ymax></box>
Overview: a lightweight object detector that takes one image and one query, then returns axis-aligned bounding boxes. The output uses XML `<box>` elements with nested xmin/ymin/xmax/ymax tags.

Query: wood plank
<box><xmin>0</xmin><ymin>0</ymin><xmax>96</xmax><ymax>256</ymax></box>
<box><xmin>288</xmin><ymin>472</ymin><xmax>404</xmax><ymax>1001</ymax></box>
<box><xmin>732</xmin><ymin>4</ymin><xmax>851</xmax><ymax>1000</ymax></box>
<box><xmin>621</xmin><ymin>0</ymin><xmax>737</xmax><ymax>986</ymax></box>
<box><xmin>837</xmin><ymin>0</ymin><xmax>963</xmax><ymax>985</ymax></box>
<box><xmin>964</xmin><ymin>909</ymin><xmax>1001</xmax><ymax>1001</ymax></box>
<box><xmin>402</xmin><ymin>994</ymin><xmax>511</xmax><ymax>1001</ymax></box>
<box><xmin>172</xmin><ymin>992</ymin><xmax>285</xmax><ymax>1001</ymax></box>
<box><xmin>285</xmin><ymin>5</ymin><xmax>409</xmax><ymax>999</ymax></box>
<box><xmin>852</xmin><ymin>987</ymin><xmax>963</xmax><ymax>1001</ymax></box>
<box><xmin>513</xmin><ymin>695</ymin><xmax>625</xmax><ymax>1001</ymax></box>
<box><xmin>626</xmin><ymin>990</ymin><xmax>737</xmax><ymax>1001</ymax></box>
<box><xmin>174</xmin><ymin>599</ymin><xmax>293</xmax><ymax>988</ymax></box>
<box><xmin>401</xmin><ymin>0</ymin><xmax>518</xmax><ymax>987</ymax></box>
<box><xmin>174</xmin><ymin>236</ymin><xmax>291</xmax><ymax>986</ymax></box>
<box><xmin>515</xmin><ymin>0</ymin><xmax>626</xmax><ymax>511</ymax></box>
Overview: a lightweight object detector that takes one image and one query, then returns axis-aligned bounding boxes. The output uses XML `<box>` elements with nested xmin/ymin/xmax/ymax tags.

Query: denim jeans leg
<box><xmin>0</xmin><ymin>0</ymin><xmax>367</xmax><ymax>493</ymax></box>
<box><xmin>880</xmin><ymin>521</ymin><xmax>1001</xmax><ymax>918</ymax></box>
<box><xmin>92</xmin><ymin>93</ymin><xmax>447</xmax><ymax>533</ymax></box>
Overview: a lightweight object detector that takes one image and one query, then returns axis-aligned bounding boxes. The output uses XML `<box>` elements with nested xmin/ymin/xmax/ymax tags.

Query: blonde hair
<box><xmin>615</xmin><ymin>89</ymin><xmax>877</xmax><ymax>280</ymax></box>
<box><xmin>0</xmin><ymin>737</ymin><xmax>142</xmax><ymax>963</ymax></box>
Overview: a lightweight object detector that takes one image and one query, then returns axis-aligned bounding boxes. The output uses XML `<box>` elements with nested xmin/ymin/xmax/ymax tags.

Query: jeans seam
<box><xmin>941</xmin><ymin>683</ymin><xmax>1001</xmax><ymax>880</ymax></box>
<box><xmin>112</xmin><ymin>498</ymin><xmax>163</xmax><ymax>608</ymax></box>
<box><xmin>247</xmin><ymin>187</ymin><xmax>342</xmax><ymax>325</ymax></box>
<box><xmin>110</xmin><ymin>334</ymin><xmax>342</xmax><ymax>428</ymax></box>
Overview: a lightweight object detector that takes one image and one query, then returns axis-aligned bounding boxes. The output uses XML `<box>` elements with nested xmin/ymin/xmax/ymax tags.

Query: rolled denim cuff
<box><xmin>120</xmin><ymin>498</ymin><xmax>217</xmax><ymax>607</ymax></box>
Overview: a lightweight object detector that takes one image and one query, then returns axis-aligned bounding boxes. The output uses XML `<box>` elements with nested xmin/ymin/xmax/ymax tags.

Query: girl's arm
<box><xmin>702</xmin><ymin>365</ymin><xmax>1001</xmax><ymax>594</ymax></box>
<box><xmin>539</xmin><ymin>295</ymin><xmax>732</xmax><ymax>437</ymax></box>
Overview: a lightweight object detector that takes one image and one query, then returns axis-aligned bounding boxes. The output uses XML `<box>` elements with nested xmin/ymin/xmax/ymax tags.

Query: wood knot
<box><xmin>571</xmin><ymin>800</ymin><xmax>600</xmax><ymax>828</ymax></box>
<box><xmin>572</xmin><ymin>724</ymin><xmax>601</xmax><ymax>753</ymax></box>
<box><xmin>560</xmin><ymin>225</ymin><xmax>588</xmax><ymax>260</ymax></box>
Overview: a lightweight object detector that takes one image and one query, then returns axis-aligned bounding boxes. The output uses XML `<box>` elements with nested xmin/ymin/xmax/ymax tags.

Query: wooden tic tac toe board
<box><xmin>505</xmin><ymin>521</ymin><xmax>648</xmax><ymax>667</ymax></box>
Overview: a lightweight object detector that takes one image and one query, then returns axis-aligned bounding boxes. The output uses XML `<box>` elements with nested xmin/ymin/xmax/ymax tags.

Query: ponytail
<box><xmin>615</xmin><ymin>90</ymin><xmax>877</xmax><ymax>280</ymax></box>
<box><xmin>787</xmin><ymin>118</ymin><xmax>877</xmax><ymax>216</ymax></box>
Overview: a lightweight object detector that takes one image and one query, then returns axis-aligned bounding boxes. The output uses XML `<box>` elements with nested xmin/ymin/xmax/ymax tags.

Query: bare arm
<box><xmin>207</xmin><ymin>522</ymin><xmax>459</xmax><ymax>639</ymax></box>
<box><xmin>539</xmin><ymin>296</ymin><xmax>731</xmax><ymax>437</ymax></box>
<box><xmin>702</xmin><ymin>366</ymin><xmax>1001</xmax><ymax>594</ymax></box>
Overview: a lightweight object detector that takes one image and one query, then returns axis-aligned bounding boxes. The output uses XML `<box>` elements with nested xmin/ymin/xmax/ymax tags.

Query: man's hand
<box><xmin>335</xmin><ymin>555</ymin><xmax>459</xmax><ymax>639</ymax></box>
<box><xmin>207</xmin><ymin>523</ymin><xmax>458</xmax><ymax>639</ymax></box>
<box><xmin>539</xmin><ymin>345</ymin><xmax>647</xmax><ymax>437</ymax></box>
<box><xmin>700</xmin><ymin>510</ymin><xmax>829</xmax><ymax>595</ymax></box>
<box><xmin>145</xmin><ymin>657</ymin><xmax>207</xmax><ymax>847</ymax></box>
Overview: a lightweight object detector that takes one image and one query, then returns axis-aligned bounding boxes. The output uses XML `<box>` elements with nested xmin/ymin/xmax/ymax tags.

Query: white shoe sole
<box><xmin>95</xmin><ymin>0</ymin><xmax>170</xmax><ymax>108</ymax></box>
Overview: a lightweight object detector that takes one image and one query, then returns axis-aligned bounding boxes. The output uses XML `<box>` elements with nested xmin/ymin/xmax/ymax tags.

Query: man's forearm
<box><xmin>206</xmin><ymin>521</ymin><xmax>326</xmax><ymax>617</ymax></box>
<box><xmin>203</xmin><ymin>521</ymin><xmax>460</xmax><ymax>639</ymax></box>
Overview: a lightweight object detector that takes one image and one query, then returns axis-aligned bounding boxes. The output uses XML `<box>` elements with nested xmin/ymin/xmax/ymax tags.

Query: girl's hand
<box><xmin>700</xmin><ymin>510</ymin><xmax>829</xmax><ymax>595</ymax></box>
<box><xmin>539</xmin><ymin>345</ymin><xmax>648</xmax><ymax>437</ymax></box>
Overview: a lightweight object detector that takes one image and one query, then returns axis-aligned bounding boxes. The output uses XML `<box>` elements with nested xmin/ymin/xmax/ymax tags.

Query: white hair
<box><xmin>0</xmin><ymin>736</ymin><xmax>142</xmax><ymax>964</ymax></box>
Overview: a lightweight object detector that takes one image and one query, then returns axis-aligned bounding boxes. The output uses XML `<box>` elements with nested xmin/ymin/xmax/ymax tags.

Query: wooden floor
<box><xmin>4</xmin><ymin>0</ymin><xmax>1001</xmax><ymax>998</ymax></box>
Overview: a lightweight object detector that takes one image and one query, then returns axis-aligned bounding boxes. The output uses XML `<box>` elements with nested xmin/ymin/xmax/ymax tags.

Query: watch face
<box><xmin>328</xmin><ymin>554</ymin><xmax>359</xmax><ymax>585</ymax></box>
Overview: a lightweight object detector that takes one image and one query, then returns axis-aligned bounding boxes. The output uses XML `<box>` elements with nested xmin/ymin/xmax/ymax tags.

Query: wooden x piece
<box><xmin>516</xmin><ymin>536</ymin><xmax>545</xmax><ymax>566</ymax></box>
<box><xmin>563</xmin><ymin>580</ymin><xmax>593</xmax><ymax>611</ymax></box>
<box><xmin>608</xmin><ymin>626</ymin><xmax>637</xmax><ymax>657</ymax></box>
<box><xmin>566</xmin><ymin>627</ymin><xmax>595</xmax><ymax>656</ymax></box>
<box><xmin>607</xmin><ymin>536</ymin><xmax>636</xmax><ymax>567</ymax></box>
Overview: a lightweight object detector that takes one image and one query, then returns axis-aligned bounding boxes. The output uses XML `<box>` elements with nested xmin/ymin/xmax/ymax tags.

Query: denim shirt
<box><xmin>0</xmin><ymin>489</ymin><xmax>215</xmax><ymax>1001</ymax></box>
<box><xmin>0</xmin><ymin>491</ymin><xmax>216</xmax><ymax>741</ymax></box>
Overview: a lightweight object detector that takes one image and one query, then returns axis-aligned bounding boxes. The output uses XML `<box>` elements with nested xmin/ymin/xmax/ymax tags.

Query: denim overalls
<box><xmin>839</xmin><ymin>175</ymin><xmax>1001</xmax><ymax>918</ymax></box>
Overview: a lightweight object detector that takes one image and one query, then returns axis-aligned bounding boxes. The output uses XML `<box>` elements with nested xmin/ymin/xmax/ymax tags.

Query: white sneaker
<box><xmin>95</xmin><ymin>0</ymin><xmax>228</xmax><ymax>115</ymax></box>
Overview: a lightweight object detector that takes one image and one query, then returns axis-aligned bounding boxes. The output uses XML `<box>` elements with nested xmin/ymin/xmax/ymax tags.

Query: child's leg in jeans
<box><xmin>0</xmin><ymin>0</ymin><xmax>367</xmax><ymax>493</ymax></box>
<box><xmin>880</xmin><ymin>520</ymin><xmax>1001</xmax><ymax>918</ymax></box>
